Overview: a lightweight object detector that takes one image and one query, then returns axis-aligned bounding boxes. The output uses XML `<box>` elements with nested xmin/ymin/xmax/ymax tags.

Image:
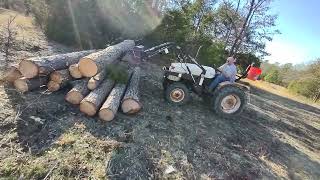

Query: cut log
<box><xmin>121</xmin><ymin>67</ymin><xmax>142</xmax><ymax>114</ymax></box>
<box><xmin>80</xmin><ymin>79</ymin><xmax>115</xmax><ymax>116</ymax></box>
<box><xmin>87</xmin><ymin>69</ymin><xmax>107</xmax><ymax>90</ymax></box>
<box><xmin>78</xmin><ymin>40</ymin><xmax>135</xmax><ymax>77</ymax></box>
<box><xmin>65</xmin><ymin>79</ymin><xmax>90</xmax><ymax>105</ymax></box>
<box><xmin>99</xmin><ymin>84</ymin><xmax>127</xmax><ymax>121</ymax></box>
<box><xmin>47</xmin><ymin>81</ymin><xmax>61</xmax><ymax>92</ymax></box>
<box><xmin>19</xmin><ymin>50</ymin><xmax>96</xmax><ymax>78</ymax></box>
<box><xmin>14</xmin><ymin>77</ymin><xmax>48</xmax><ymax>93</ymax></box>
<box><xmin>69</xmin><ymin>64</ymin><xmax>82</xmax><ymax>79</ymax></box>
<box><xmin>50</xmin><ymin>69</ymin><xmax>72</xmax><ymax>84</ymax></box>
<box><xmin>4</xmin><ymin>64</ymin><xmax>22</xmax><ymax>83</ymax></box>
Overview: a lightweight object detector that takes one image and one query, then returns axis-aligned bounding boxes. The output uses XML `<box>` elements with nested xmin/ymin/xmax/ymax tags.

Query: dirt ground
<box><xmin>0</xmin><ymin>59</ymin><xmax>320</xmax><ymax>179</ymax></box>
<box><xmin>0</xmin><ymin>8</ymin><xmax>319</xmax><ymax>179</ymax></box>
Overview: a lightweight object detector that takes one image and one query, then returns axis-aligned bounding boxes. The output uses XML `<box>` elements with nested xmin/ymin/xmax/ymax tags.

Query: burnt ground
<box><xmin>0</xmin><ymin>60</ymin><xmax>319</xmax><ymax>179</ymax></box>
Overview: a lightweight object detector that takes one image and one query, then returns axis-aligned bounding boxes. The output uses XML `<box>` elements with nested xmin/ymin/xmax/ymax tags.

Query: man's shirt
<box><xmin>219</xmin><ymin>63</ymin><xmax>237</xmax><ymax>83</ymax></box>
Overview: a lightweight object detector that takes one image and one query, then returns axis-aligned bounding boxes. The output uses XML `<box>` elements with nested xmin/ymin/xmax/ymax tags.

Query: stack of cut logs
<box><xmin>3</xmin><ymin>40</ymin><xmax>142</xmax><ymax>121</ymax></box>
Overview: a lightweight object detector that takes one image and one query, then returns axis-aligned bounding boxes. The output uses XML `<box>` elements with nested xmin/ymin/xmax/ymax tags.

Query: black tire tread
<box><xmin>212</xmin><ymin>85</ymin><xmax>247</xmax><ymax>118</ymax></box>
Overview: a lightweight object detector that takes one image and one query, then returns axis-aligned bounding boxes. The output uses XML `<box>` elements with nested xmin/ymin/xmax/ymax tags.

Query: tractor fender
<box><xmin>216</xmin><ymin>81</ymin><xmax>250</xmax><ymax>92</ymax></box>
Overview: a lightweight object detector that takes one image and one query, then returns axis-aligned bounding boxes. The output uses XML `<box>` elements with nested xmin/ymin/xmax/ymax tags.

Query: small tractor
<box><xmin>141</xmin><ymin>42</ymin><xmax>256</xmax><ymax>118</ymax></box>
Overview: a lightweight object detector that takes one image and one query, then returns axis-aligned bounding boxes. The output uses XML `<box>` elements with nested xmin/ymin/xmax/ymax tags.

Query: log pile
<box><xmin>4</xmin><ymin>40</ymin><xmax>142</xmax><ymax>121</ymax></box>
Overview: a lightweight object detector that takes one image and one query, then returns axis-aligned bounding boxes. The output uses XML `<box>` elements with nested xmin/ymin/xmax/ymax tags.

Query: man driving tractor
<box><xmin>208</xmin><ymin>56</ymin><xmax>237</xmax><ymax>91</ymax></box>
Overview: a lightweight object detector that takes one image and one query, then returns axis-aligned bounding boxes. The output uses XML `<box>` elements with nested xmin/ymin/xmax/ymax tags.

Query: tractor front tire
<box><xmin>165</xmin><ymin>82</ymin><xmax>190</xmax><ymax>105</ymax></box>
<box><xmin>212</xmin><ymin>85</ymin><xmax>247</xmax><ymax>118</ymax></box>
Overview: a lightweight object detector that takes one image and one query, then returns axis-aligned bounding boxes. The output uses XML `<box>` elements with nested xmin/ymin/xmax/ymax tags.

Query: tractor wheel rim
<box><xmin>170</xmin><ymin>88</ymin><xmax>185</xmax><ymax>102</ymax></box>
<box><xmin>220</xmin><ymin>94</ymin><xmax>241</xmax><ymax>114</ymax></box>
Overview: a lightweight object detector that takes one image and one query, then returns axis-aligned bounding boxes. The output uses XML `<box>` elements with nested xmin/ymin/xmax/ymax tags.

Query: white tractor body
<box><xmin>169</xmin><ymin>63</ymin><xmax>215</xmax><ymax>78</ymax></box>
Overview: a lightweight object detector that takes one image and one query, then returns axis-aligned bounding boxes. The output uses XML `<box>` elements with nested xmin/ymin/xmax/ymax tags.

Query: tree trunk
<box><xmin>87</xmin><ymin>69</ymin><xmax>107</xmax><ymax>90</ymax></box>
<box><xmin>78</xmin><ymin>40</ymin><xmax>135</xmax><ymax>77</ymax></box>
<box><xmin>4</xmin><ymin>64</ymin><xmax>22</xmax><ymax>83</ymax></box>
<box><xmin>14</xmin><ymin>77</ymin><xmax>48</xmax><ymax>93</ymax></box>
<box><xmin>229</xmin><ymin>0</ymin><xmax>255</xmax><ymax>56</ymax></box>
<box><xmin>69</xmin><ymin>64</ymin><xmax>83</xmax><ymax>79</ymax></box>
<box><xmin>80</xmin><ymin>79</ymin><xmax>115</xmax><ymax>116</ymax></box>
<box><xmin>65</xmin><ymin>79</ymin><xmax>90</xmax><ymax>105</ymax></box>
<box><xmin>121</xmin><ymin>67</ymin><xmax>142</xmax><ymax>114</ymax></box>
<box><xmin>19</xmin><ymin>50</ymin><xmax>96</xmax><ymax>78</ymax></box>
<box><xmin>99</xmin><ymin>84</ymin><xmax>127</xmax><ymax>121</ymax></box>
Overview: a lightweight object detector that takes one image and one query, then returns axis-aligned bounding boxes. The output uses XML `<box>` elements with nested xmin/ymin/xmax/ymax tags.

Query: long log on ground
<box><xmin>80</xmin><ymin>79</ymin><xmax>115</xmax><ymax>116</ymax></box>
<box><xmin>65</xmin><ymin>79</ymin><xmax>90</xmax><ymax>105</ymax></box>
<box><xmin>14</xmin><ymin>77</ymin><xmax>48</xmax><ymax>93</ymax></box>
<box><xmin>99</xmin><ymin>84</ymin><xmax>127</xmax><ymax>121</ymax></box>
<box><xmin>4</xmin><ymin>64</ymin><xmax>22</xmax><ymax>83</ymax></box>
<box><xmin>78</xmin><ymin>40</ymin><xmax>135</xmax><ymax>77</ymax></box>
<box><xmin>19</xmin><ymin>50</ymin><xmax>96</xmax><ymax>78</ymax></box>
<box><xmin>87</xmin><ymin>69</ymin><xmax>107</xmax><ymax>90</ymax></box>
<box><xmin>121</xmin><ymin>67</ymin><xmax>142</xmax><ymax>114</ymax></box>
<box><xmin>69</xmin><ymin>64</ymin><xmax>82</xmax><ymax>79</ymax></box>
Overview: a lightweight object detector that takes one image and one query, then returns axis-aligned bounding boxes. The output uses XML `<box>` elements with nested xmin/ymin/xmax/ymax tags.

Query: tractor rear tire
<box><xmin>165</xmin><ymin>82</ymin><xmax>190</xmax><ymax>105</ymax></box>
<box><xmin>212</xmin><ymin>85</ymin><xmax>247</xmax><ymax>118</ymax></box>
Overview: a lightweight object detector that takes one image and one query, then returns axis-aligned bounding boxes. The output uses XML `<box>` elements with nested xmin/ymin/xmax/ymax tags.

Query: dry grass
<box><xmin>243</xmin><ymin>79</ymin><xmax>320</xmax><ymax>108</ymax></box>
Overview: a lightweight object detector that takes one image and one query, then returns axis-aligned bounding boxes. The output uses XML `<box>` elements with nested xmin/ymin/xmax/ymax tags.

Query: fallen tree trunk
<box><xmin>65</xmin><ymin>79</ymin><xmax>90</xmax><ymax>105</ymax></box>
<box><xmin>121</xmin><ymin>67</ymin><xmax>142</xmax><ymax>114</ymax></box>
<box><xmin>99</xmin><ymin>84</ymin><xmax>127</xmax><ymax>121</ymax></box>
<box><xmin>14</xmin><ymin>77</ymin><xmax>48</xmax><ymax>93</ymax></box>
<box><xmin>80</xmin><ymin>79</ymin><xmax>115</xmax><ymax>116</ymax></box>
<box><xmin>4</xmin><ymin>64</ymin><xmax>22</xmax><ymax>83</ymax></box>
<box><xmin>69</xmin><ymin>64</ymin><xmax>82</xmax><ymax>79</ymax></box>
<box><xmin>19</xmin><ymin>50</ymin><xmax>96</xmax><ymax>78</ymax></box>
<box><xmin>78</xmin><ymin>40</ymin><xmax>135</xmax><ymax>77</ymax></box>
<box><xmin>87</xmin><ymin>69</ymin><xmax>107</xmax><ymax>90</ymax></box>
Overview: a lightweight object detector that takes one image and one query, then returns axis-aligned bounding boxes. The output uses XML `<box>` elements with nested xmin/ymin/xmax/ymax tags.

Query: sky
<box><xmin>265</xmin><ymin>0</ymin><xmax>320</xmax><ymax>64</ymax></box>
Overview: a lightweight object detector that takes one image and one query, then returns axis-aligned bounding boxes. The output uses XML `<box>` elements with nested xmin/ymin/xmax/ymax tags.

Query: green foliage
<box><xmin>288</xmin><ymin>79</ymin><xmax>319</xmax><ymax>99</ymax></box>
<box><xmin>264</xmin><ymin>69</ymin><xmax>282</xmax><ymax>85</ymax></box>
<box><xmin>106</xmin><ymin>65</ymin><xmax>129</xmax><ymax>84</ymax></box>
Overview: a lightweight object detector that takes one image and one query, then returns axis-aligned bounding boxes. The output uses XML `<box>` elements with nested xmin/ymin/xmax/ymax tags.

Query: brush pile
<box><xmin>3</xmin><ymin>40</ymin><xmax>142</xmax><ymax>121</ymax></box>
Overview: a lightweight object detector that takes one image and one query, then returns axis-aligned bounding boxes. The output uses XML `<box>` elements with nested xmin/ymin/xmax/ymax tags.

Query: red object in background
<box><xmin>247</xmin><ymin>67</ymin><xmax>262</xmax><ymax>81</ymax></box>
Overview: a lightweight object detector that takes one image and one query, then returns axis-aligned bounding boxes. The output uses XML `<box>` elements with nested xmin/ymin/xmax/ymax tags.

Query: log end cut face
<box><xmin>99</xmin><ymin>109</ymin><xmax>115</xmax><ymax>122</ymax></box>
<box><xmin>78</xmin><ymin>58</ymin><xmax>98</xmax><ymax>77</ymax></box>
<box><xmin>69</xmin><ymin>64</ymin><xmax>82</xmax><ymax>79</ymax></box>
<box><xmin>14</xmin><ymin>79</ymin><xmax>28</xmax><ymax>93</ymax></box>
<box><xmin>80</xmin><ymin>101</ymin><xmax>97</xmax><ymax>116</ymax></box>
<box><xmin>5</xmin><ymin>67</ymin><xmax>22</xmax><ymax>82</ymax></box>
<box><xmin>48</xmin><ymin>81</ymin><xmax>60</xmax><ymax>92</ymax></box>
<box><xmin>19</xmin><ymin>61</ymin><xmax>38</xmax><ymax>78</ymax></box>
<box><xmin>121</xmin><ymin>99</ymin><xmax>141</xmax><ymax>114</ymax></box>
<box><xmin>87</xmin><ymin>80</ymin><xmax>97</xmax><ymax>90</ymax></box>
<box><xmin>65</xmin><ymin>91</ymin><xmax>84</xmax><ymax>105</ymax></box>
<box><xmin>50</xmin><ymin>72</ymin><xmax>62</xmax><ymax>83</ymax></box>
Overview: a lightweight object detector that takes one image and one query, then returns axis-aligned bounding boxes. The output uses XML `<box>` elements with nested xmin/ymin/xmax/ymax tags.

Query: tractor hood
<box><xmin>169</xmin><ymin>63</ymin><xmax>215</xmax><ymax>78</ymax></box>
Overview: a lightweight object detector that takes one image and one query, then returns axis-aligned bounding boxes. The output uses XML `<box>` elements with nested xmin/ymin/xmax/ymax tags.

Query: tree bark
<box><xmin>87</xmin><ymin>69</ymin><xmax>107</xmax><ymax>90</ymax></box>
<box><xmin>4</xmin><ymin>64</ymin><xmax>22</xmax><ymax>83</ymax></box>
<box><xmin>19</xmin><ymin>50</ymin><xmax>96</xmax><ymax>78</ymax></box>
<box><xmin>69</xmin><ymin>64</ymin><xmax>83</xmax><ymax>79</ymax></box>
<box><xmin>121</xmin><ymin>67</ymin><xmax>142</xmax><ymax>114</ymax></box>
<box><xmin>99</xmin><ymin>84</ymin><xmax>127</xmax><ymax>121</ymax></box>
<box><xmin>14</xmin><ymin>77</ymin><xmax>48</xmax><ymax>93</ymax></box>
<box><xmin>78</xmin><ymin>40</ymin><xmax>135</xmax><ymax>77</ymax></box>
<box><xmin>80</xmin><ymin>79</ymin><xmax>115</xmax><ymax>116</ymax></box>
<box><xmin>65</xmin><ymin>79</ymin><xmax>90</xmax><ymax>105</ymax></box>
